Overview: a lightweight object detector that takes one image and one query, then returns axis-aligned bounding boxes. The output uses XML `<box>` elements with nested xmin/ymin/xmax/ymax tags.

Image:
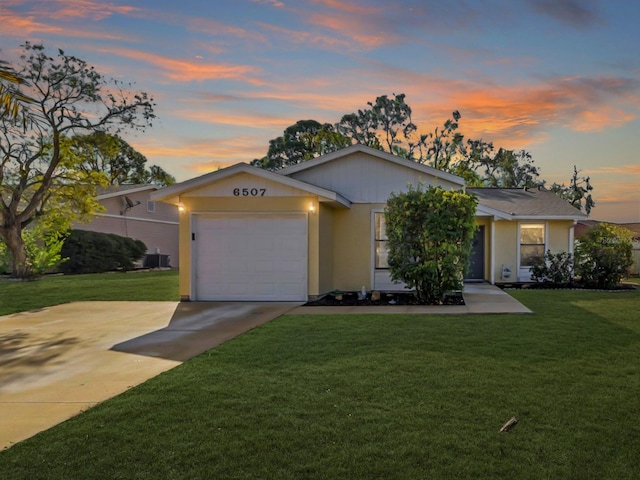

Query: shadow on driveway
<box><xmin>111</xmin><ymin>302</ymin><xmax>301</xmax><ymax>362</ymax></box>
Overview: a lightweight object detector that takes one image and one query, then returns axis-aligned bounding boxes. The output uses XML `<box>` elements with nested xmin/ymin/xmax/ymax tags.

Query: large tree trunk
<box><xmin>2</xmin><ymin>223</ymin><xmax>31</xmax><ymax>278</ymax></box>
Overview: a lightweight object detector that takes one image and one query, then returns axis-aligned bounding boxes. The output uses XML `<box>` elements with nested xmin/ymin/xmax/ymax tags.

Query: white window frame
<box><xmin>373</xmin><ymin>211</ymin><xmax>389</xmax><ymax>270</ymax></box>
<box><xmin>517</xmin><ymin>222</ymin><xmax>547</xmax><ymax>281</ymax></box>
<box><xmin>370</xmin><ymin>209</ymin><xmax>406</xmax><ymax>291</ymax></box>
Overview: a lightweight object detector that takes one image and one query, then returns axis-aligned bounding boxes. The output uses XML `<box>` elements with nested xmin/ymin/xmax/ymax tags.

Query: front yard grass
<box><xmin>0</xmin><ymin>270</ymin><xmax>179</xmax><ymax>316</ymax></box>
<box><xmin>1</xmin><ymin>288</ymin><xmax>639</xmax><ymax>479</ymax></box>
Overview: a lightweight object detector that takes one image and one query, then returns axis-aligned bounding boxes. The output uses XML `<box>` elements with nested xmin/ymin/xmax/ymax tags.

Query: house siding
<box><xmin>331</xmin><ymin>204</ymin><xmax>384</xmax><ymax>291</ymax></box>
<box><xmin>183</xmin><ymin>171</ymin><xmax>315</xmax><ymax>198</ymax></box>
<box><xmin>76</xmin><ymin>188</ymin><xmax>179</xmax><ymax>268</ymax></box>
<box><xmin>547</xmin><ymin>220</ymin><xmax>574</xmax><ymax>253</ymax></box>
<box><xmin>494</xmin><ymin>221</ymin><xmax>518</xmax><ymax>282</ymax></box>
<box><xmin>289</xmin><ymin>151</ymin><xmax>461</xmax><ymax>203</ymax></box>
<box><xmin>318</xmin><ymin>203</ymin><xmax>334</xmax><ymax>295</ymax></box>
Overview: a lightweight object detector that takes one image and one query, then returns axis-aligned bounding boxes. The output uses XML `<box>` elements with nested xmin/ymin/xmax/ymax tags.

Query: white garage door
<box><xmin>192</xmin><ymin>213</ymin><xmax>308</xmax><ymax>301</ymax></box>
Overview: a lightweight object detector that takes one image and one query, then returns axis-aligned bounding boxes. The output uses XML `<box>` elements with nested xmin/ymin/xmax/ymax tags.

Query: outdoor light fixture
<box><xmin>178</xmin><ymin>202</ymin><xmax>185</xmax><ymax>213</ymax></box>
<box><xmin>309</xmin><ymin>202</ymin><xmax>316</xmax><ymax>215</ymax></box>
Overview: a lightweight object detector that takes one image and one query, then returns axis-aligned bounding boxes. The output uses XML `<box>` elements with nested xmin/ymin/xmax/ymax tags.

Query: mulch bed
<box><xmin>304</xmin><ymin>291</ymin><xmax>465</xmax><ymax>307</ymax></box>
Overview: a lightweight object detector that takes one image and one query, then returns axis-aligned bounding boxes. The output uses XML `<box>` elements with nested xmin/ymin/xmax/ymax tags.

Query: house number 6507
<box><xmin>233</xmin><ymin>188</ymin><xmax>266</xmax><ymax>196</ymax></box>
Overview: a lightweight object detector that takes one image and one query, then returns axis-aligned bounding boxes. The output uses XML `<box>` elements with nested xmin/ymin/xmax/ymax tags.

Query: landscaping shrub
<box><xmin>385</xmin><ymin>185</ymin><xmax>477</xmax><ymax>304</ymax></box>
<box><xmin>60</xmin><ymin>230</ymin><xmax>147</xmax><ymax>274</ymax></box>
<box><xmin>531</xmin><ymin>250</ymin><xmax>574</xmax><ymax>286</ymax></box>
<box><xmin>0</xmin><ymin>227</ymin><xmax>67</xmax><ymax>278</ymax></box>
<box><xmin>574</xmin><ymin>223</ymin><xmax>633</xmax><ymax>289</ymax></box>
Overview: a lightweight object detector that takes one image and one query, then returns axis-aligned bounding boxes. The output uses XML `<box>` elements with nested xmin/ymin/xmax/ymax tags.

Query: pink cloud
<box><xmin>37</xmin><ymin>0</ymin><xmax>141</xmax><ymax>21</ymax></box>
<box><xmin>250</xmin><ymin>0</ymin><xmax>286</xmax><ymax>8</ymax></box>
<box><xmin>256</xmin><ymin>23</ymin><xmax>353</xmax><ymax>50</ymax></box>
<box><xmin>173</xmin><ymin>109</ymin><xmax>291</xmax><ymax>130</ymax></box>
<box><xmin>593</xmin><ymin>164</ymin><xmax>640</xmax><ymax>176</ymax></box>
<box><xmin>97</xmin><ymin>47</ymin><xmax>263</xmax><ymax>84</ymax></box>
<box><xmin>0</xmin><ymin>8</ymin><xmax>130</xmax><ymax>40</ymax></box>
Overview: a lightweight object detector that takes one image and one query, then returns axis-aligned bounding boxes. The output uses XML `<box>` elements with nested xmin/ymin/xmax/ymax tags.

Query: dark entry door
<box><xmin>466</xmin><ymin>226</ymin><xmax>485</xmax><ymax>280</ymax></box>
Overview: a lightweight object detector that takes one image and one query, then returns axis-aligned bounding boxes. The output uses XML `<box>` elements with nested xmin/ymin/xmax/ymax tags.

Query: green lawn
<box><xmin>0</xmin><ymin>270</ymin><xmax>179</xmax><ymax>315</ymax></box>
<box><xmin>1</xmin><ymin>287</ymin><xmax>639</xmax><ymax>479</ymax></box>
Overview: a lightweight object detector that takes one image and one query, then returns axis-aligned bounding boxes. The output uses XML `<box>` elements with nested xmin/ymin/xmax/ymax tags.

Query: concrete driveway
<box><xmin>0</xmin><ymin>301</ymin><xmax>299</xmax><ymax>450</ymax></box>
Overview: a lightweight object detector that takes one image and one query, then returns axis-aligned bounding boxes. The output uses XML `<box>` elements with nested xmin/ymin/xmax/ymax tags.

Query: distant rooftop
<box><xmin>97</xmin><ymin>184</ymin><xmax>157</xmax><ymax>198</ymax></box>
<box><xmin>468</xmin><ymin>187</ymin><xmax>587</xmax><ymax>218</ymax></box>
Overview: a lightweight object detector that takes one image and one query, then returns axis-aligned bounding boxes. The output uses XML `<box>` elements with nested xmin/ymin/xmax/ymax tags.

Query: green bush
<box><xmin>60</xmin><ymin>230</ymin><xmax>147</xmax><ymax>274</ymax></box>
<box><xmin>574</xmin><ymin>223</ymin><xmax>633</xmax><ymax>289</ymax></box>
<box><xmin>385</xmin><ymin>185</ymin><xmax>477</xmax><ymax>304</ymax></box>
<box><xmin>531</xmin><ymin>250</ymin><xmax>574</xmax><ymax>286</ymax></box>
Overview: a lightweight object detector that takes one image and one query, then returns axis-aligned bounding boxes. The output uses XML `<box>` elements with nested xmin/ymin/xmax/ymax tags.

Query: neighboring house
<box><xmin>575</xmin><ymin>220</ymin><xmax>640</xmax><ymax>276</ymax></box>
<box><xmin>74</xmin><ymin>185</ymin><xmax>179</xmax><ymax>268</ymax></box>
<box><xmin>151</xmin><ymin>144</ymin><xmax>585</xmax><ymax>301</ymax></box>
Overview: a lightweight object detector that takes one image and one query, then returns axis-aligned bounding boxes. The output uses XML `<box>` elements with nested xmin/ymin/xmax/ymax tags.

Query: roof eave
<box><xmin>98</xmin><ymin>185</ymin><xmax>157</xmax><ymax>200</ymax></box>
<box><xmin>150</xmin><ymin>162</ymin><xmax>351</xmax><ymax>208</ymax></box>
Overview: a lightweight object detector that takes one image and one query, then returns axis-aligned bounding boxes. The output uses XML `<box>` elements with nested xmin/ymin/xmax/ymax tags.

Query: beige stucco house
<box><xmin>74</xmin><ymin>185</ymin><xmax>179</xmax><ymax>268</ymax></box>
<box><xmin>151</xmin><ymin>145</ymin><xmax>586</xmax><ymax>301</ymax></box>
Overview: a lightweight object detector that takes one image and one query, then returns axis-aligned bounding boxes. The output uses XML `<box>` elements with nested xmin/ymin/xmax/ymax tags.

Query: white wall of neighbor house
<box><xmin>75</xmin><ymin>190</ymin><xmax>179</xmax><ymax>268</ymax></box>
<box><xmin>631</xmin><ymin>241</ymin><xmax>640</xmax><ymax>276</ymax></box>
<box><xmin>74</xmin><ymin>216</ymin><xmax>179</xmax><ymax>268</ymax></box>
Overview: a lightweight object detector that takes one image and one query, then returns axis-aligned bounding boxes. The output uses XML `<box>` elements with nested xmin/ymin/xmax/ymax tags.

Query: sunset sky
<box><xmin>2</xmin><ymin>0</ymin><xmax>639</xmax><ymax>222</ymax></box>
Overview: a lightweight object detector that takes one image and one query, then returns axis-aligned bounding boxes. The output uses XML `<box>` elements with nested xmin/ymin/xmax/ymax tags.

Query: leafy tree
<box><xmin>420</xmin><ymin>110</ymin><xmax>465</xmax><ymax>170</ymax></box>
<box><xmin>66</xmin><ymin>131</ymin><xmax>175</xmax><ymax>186</ymax></box>
<box><xmin>574</xmin><ymin>223</ymin><xmax>633</xmax><ymax>289</ymax></box>
<box><xmin>385</xmin><ymin>185</ymin><xmax>477</xmax><ymax>304</ymax></box>
<box><xmin>251</xmin><ymin>120</ymin><xmax>350</xmax><ymax>170</ymax></box>
<box><xmin>0</xmin><ymin>42</ymin><xmax>155</xmax><ymax>278</ymax></box>
<box><xmin>469</xmin><ymin>146</ymin><xmax>542</xmax><ymax>188</ymax></box>
<box><xmin>367</xmin><ymin>93</ymin><xmax>416</xmax><ymax>155</ymax></box>
<box><xmin>549</xmin><ymin>165</ymin><xmax>595</xmax><ymax>215</ymax></box>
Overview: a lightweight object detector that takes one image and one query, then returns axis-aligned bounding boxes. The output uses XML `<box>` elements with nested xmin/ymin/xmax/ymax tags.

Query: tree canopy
<box><xmin>0</xmin><ymin>42</ymin><xmax>156</xmax><ymax>277</ymax></box>
<box><xmin>66</xmin><ymin>132</ymin><xmax>175</xmax><ymax>187</ymax></box>
<box><xmin>252</xmin><ymin>93</ymin><xmax>593</xmax><ymax>213</ymax></box>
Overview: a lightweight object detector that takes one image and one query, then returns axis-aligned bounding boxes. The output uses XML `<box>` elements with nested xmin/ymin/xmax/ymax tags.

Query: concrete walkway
<box><xmin>0</xmin><ymin>301</ymin><xmax>299</xmax><ymax>450</ymax></box>
<box><xmin>286</xmin><ymin>283</ymin><xmax>531</xmax><ymax>315</ymax></box>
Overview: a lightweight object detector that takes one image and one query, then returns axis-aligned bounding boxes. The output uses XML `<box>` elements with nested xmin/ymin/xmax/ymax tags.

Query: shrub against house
<box><xmin>531</xmin><ymin>223</ymin><xmax>634</xmax><ymax>288</ymax></box>
<box><xmin>60</xmin><ymin>230</ymin><xmax>147</xmax><ymax>274</ymax></box>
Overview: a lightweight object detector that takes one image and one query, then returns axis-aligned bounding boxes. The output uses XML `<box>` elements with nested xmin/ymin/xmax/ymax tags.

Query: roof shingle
<box><xmin>468</xmin><ymin>187</ymin><xmax>587</xmax><ymax>218</ymax></box>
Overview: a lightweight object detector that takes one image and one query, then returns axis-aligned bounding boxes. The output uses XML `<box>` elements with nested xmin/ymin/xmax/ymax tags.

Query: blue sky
<box><xmin>2</xmin><ymin>0</ymin><xmax>639</xmax><ymax>222</ymax></box>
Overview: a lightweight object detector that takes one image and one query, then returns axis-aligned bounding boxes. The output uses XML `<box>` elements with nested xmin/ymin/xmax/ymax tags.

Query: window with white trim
<box><xmin>520</xmin><ymin>224</ymin><xmax>545</xmax><ymax>267</ymax></box>
<box><xmin>147</xmin><ymin>200</ymin><xmax>156</xmax><ymax>213</ymax></box>
<box><xmin>374</xmin><ymin>212</ymin><xmax>389</xmax><ymax>269</ymax></box>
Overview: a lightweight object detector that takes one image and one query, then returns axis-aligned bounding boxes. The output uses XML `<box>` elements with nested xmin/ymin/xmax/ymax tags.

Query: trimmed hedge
<box><xmin>60</xmin><ymin>230</ymin><xmax>147</xmax><ymax>274</ymax></box>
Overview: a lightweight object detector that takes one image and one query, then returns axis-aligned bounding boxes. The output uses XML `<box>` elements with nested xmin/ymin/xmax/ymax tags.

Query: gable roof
<box><xmin>468</xmin><ymin>188</ymin><xmax>588</xmax><ymax>220</ymax></box>
<box><xmin>151</xmin><ymin>162</ymin><xmax>351</xmax><ymax>207</ymax></box>
<box><xmin>97</xmin><ymin>184</ymin><xmax>158</xmax><ymax>200</ymax></box>
<box><xmin>278</xmin><ymin>144</ymin><xmax>466</xmax><ymax>187</ymax></box>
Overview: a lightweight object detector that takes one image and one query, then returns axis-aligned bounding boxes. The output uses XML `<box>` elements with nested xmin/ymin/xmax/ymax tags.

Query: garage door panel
<box><xmin>193</xmin><ymin>213</ymin><xmax>307</xmax><ymax>301</ymax></box>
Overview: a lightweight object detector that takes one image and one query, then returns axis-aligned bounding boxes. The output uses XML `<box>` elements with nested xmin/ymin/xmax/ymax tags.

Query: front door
<box><xmin>466</xmin><ymin>226</ymin><xmax>485</xmax><ymax>280</ymax></box>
